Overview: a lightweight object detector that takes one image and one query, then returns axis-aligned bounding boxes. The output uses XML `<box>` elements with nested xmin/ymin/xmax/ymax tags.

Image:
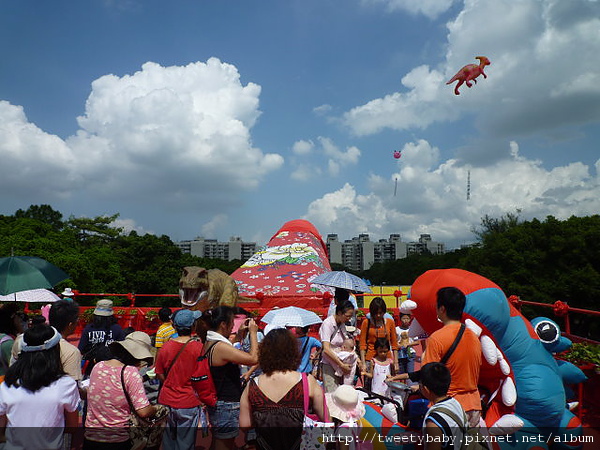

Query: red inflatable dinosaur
<box><xmin>446</xmin><ymin>56</ymin><xmax>490</xmax><ymax>95</ymax></box>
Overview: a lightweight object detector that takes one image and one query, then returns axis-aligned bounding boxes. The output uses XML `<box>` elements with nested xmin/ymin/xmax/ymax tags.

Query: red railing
<box><xmin>508</xmin><ymin>295</ymin><xmax>600</xmax><ymax>426</ymax></box>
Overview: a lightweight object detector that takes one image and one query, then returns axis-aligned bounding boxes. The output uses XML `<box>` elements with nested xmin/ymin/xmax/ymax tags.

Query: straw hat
<box><xmin>94</xmin><ymin>299</ymin><xmax>114</xmax><ymax>316</ymax></box>
<box><xmin>61</xmin><ymin>288</ymin><xmax>75</xmax><ymax>297</ymax></box>
<box><xmin>325</xmin><ymin>385</ymin><xmax>366</xmax><ymax>422</ymax></box>
<box><xmin>110</xmin><ymin>331</ymin><xmax>154</xmax><ymax>363</ymax></box>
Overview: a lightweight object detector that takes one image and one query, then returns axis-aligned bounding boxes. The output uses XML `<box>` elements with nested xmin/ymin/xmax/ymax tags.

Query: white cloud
<box><xmin>289</xmin><ymin>136</ymin><xmax>362</xmax><ymax>180</ymax></box>
<box><xmin>313</xmin><ymin>104</ymin><xmax>332</xmax><ymax>116</ymax></box>
<box><xmin>291</xmin><ymin>164</ymin><xmax>322</xmax><ymax>181</ymax></box>
<box><xmin>111</xmin><ymin>217</ymin><xmax>152</xmax><ymax>235</ymax></box>
<box><xmin>0</xmin><ymin>101</ymin><xmax>81</xmax><ymax>199</ymax></box>
<box><xmin>304</xmin><ymin>139</ymin><xmax>600</xmax><ymax>248</ymax></box>
<box><xmin>343</xmin><ymin>0</ymin><xmax>600</xmax><ymax>149</ymax></box>
<box><xmin>292</xmin><ymin>139</ymin><xmax>314</xmax><ymax>155</ymax></box>
<box><xmin>201</xmin><ymin>214</ymin><xmax>228</xmax><ymax>237</ymax></box>
<box><xmin>0</xmin><ymin>59</ymin><xmax>284</xmax><ymax>215</ymax></box>
<box><xmin>361</xmin><ymin>0</ymin><xmax>456</xmax><ymax>19</ymax></box>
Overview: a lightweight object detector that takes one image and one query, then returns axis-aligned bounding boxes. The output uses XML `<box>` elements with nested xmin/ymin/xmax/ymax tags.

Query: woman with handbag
<box><xmin>0</xmin><ymin>323</ymin><xmax>80</xmax><ymax>450</ymax></box>
<box><xmin>84</xmin><ymin>331</ymin><xmax>163</xmax><ymax>450</ymax></box>
<box><xmin>239</xmin><ymin>328</ymin><xmax>328</xmax><ymax>450</ymax></box>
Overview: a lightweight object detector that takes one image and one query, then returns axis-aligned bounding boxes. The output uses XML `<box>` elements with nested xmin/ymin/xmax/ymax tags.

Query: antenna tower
<box><xmin>467</xmin><ymin>170</ymin><xmax>471</xmax><ymax>201</ymax></box>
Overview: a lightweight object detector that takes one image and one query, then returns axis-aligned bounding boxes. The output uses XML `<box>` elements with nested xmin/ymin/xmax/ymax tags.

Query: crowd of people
<box><xmin>0</xmin><ymin>284</ymin><xmax>483</xmax><ymax>450</ymax></box>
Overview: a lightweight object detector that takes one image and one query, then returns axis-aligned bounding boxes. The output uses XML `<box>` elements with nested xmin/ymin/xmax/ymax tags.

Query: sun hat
<box><xmin>110</xmin><ymin>331</ymin><xmax>154</xmax><ymax>363</ymax></box>
<box><xmin>325</xmin><ymin>385</ymin><xmax>366</xmax><ymax>422</ymax></box>
<box><xmin>94</xmin><ymin>299</ymin><xmax>114</xmax><ymax>316</ymax></box>
<box><xmin>173</xmin><ymin>309</ymin><xmax>202</xmax><ymax>328</ymax></box>
<box><xmin>21</xmin><ymin>326</ymin><xmax>62</xmax><ymax>352</ymax></box>
<box><xmin>61</xmin><ymin>288</ymin><xmax>75</xmax><ymax>297</ymax></box>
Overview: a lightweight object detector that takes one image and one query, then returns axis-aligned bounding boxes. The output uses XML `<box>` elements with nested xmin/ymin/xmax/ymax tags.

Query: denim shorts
<box><xmin>207</xmin><ymin>400</ymin><xmax>240</xmax><ymax>439</ymax></box>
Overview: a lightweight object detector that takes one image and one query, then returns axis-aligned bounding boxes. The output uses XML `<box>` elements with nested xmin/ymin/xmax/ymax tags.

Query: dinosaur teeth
<box><xmin>499</xmin><ymin>358</ymin><xmax>511</xmax><ymax>375</ymax></box>
<box><xmin>568</xmin><ymin>401</ymin><xmax>579</xmax><ymax>411</ymax></box>
<box><xmin>489</xmin><ymin>414</ymin><xmax>524</xmax><ymax>435</ymax></box>
<box><xmin>480</xmin><ymin>335</ymin><xmax>499</xmax><ymax>365</ymax></box>
<box><xmin>465</xmin><ymin>319</ymin><xmax>482</xmax><ymax>337</ymax></box>
<box><xmin>502</xmin><ymin>377</ymin><xmax>517</xmax><ymax>406</ymax></box>
<box><xmin>496</xmin><ymin>349</ymin><xmax>511</xmax><ymax>375</ymax></box>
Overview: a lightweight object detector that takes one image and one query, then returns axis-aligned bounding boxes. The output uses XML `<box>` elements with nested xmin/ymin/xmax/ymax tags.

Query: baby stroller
<box><xmin>354</xmin><ymin>386</ymin><xmax>421</xmax><ymax>450</ymax></box>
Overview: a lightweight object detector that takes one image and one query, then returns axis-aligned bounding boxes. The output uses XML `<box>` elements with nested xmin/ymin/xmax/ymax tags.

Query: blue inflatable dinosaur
<box><xmin>408</xmin><ymin>269</ymin><xmax>587</xmax><ymax>450</ymax></box>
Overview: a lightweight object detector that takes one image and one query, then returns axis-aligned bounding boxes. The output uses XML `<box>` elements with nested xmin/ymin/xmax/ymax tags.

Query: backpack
<box><xmin>434</xmin><ymin>406</ymin><xmax>490</xmax><ymax>450</ymax></box>
<box><xmin>190</xmin><ymin>343</ymin><xmax>218</xmax><ymax>407</ymax></box>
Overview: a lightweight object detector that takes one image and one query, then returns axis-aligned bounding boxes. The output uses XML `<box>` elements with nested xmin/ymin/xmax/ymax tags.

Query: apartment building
<box><xmin>176</xmin><ymin>236</ymin><xmax>257</xmax><ymax>261</ymax></box>
<box><xmin>327</xmin><ymin>233</ymin><xmax>445</xmax><ymax>271</ymax></box>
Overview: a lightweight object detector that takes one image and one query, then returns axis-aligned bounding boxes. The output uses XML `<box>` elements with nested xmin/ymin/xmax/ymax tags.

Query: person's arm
<box><xmin>239</xmin><ymin>384</ymin><xmax>253</xmax><ymax>430</ymax></box>
<box><xmin>0</xmin><ymin>414</ymin><xmax>6</xmax><ymax>444</ymax></box>
<box><xmin>362</xmin><ymin>359</ymin><xmax>374</xmax><ymax>378</ymax></box>
<box><xmin>359</xmin><ymin>320</ymin><xmax>368</xmax><ymax>370</ymax></box>
<box><xmin>424</xmin><ymin>419</ymin><xmax>444</xmax><ymax>450</ymax></box>
<box><xmin>136</xmin><ymin>404</ymin><xmax>157</xmax><ymax>418</ymax></box>
<box><xmin>308</xmin><ymin>374</ymin><xmax>329</xmax><ymax>421</ymax></box>
<box><xmin>321</xmin><ymin>341</ymin><xmax>351</xmax><ymax>374</ymax></box>
<box><xmin>387</xmin><ymin>372</ymin><xmax>409</xmax><ymax>382</ymax></box>
<box><xmin>124</xmin><ymin>368</ymin><xmax>155</xmax><ymax>418</ymax></box>
<box><xmin>388</xmin><ymin>320</ymin><xmax>400</xmax><ymax>373</ymax></box>
<box><xmin>242</xmin><ymin>364</ymin><xmax>259</xmax><ymax>381</ymax></box>
<box><xmin>213</xmin><ymin>333</ymin><xmax>258</xmax><ymax>367</ymax></box>
<box><xmin>64</xmin><ymin>409</ymin><xmax>79</xmax><ymax>429</ymax></box>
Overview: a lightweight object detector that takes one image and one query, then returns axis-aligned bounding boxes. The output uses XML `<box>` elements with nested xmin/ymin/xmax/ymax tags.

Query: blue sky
<box><xmin>1</xmin><ymin>0</ymin><xmax>599</xmax><ymax>250</ymax></box>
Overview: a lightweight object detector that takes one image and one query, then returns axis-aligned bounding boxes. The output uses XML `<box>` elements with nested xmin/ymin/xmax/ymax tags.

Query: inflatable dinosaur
<box><xmin>446</xmin><ymin>56</ymin><xmax>490</xmax><ymax>95</ymax></box>
<box><xmin>179</xmin><ymin>266</ymin><xmax>239</xmax><ymax>311</ymax></box>
<box><xmin>408</xmin><ymin>269</ymin><xmax>585</xmax><ymax>450</ymax></box>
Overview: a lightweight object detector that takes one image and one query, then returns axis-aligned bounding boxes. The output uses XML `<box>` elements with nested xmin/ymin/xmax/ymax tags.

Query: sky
<box><xmin>1</xmin><ymin>0</ymin><xmax>599</xmax><ymax>250</ymax></box>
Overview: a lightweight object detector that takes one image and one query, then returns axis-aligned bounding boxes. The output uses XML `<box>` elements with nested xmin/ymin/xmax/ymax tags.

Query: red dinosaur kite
<box><xmin>446</xmin><ymin>56</ymin><xmax>490</xmax><ymax>95</ymax></box>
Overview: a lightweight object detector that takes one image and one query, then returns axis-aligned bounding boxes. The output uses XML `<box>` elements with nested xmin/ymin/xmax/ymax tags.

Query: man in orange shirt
<box><xmin>421</xmin><ymin>287</ymin><xmax>482</xmax><ymax>427</ymax></box>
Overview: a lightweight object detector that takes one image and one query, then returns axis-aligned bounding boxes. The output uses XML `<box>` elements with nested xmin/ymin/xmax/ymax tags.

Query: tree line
<box><xmin>361</xmin><ymin>213</ymin><xmax>600</xmax><ymax>339</ymax></box>
<box><xmin>1</xmin><ymin>205</ymin><xmax>598</xmax><ymax>337</ymax></box>
<box><xmin>0</xmin><ymin>205</ymin><xmax>243</xmax><ymax>307</ymax></box>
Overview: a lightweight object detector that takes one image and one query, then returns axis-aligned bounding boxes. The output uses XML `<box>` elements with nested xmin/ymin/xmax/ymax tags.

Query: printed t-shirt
<box><xmin>155</xmin><ymin>338</ymin><xmax>203</xmax><ymax>408</ymax></box>
<box><xmin>85</xmin><ymin>361</ymin><xmax>150</xmax><ymax>443</ymax></box>
<box><xmin>359</xmin><ymin>318</ymin><xmax>398</xmax><ymax>360</ymax></box>
<box><xmin>78</xmin><ymin>323</ymin><xmax>126</xmax><ymax>356</ymax></box>
<box><xmin>297</xmin><ymin>336</ymin><xmax>322</xmax><ymax>373</ymax></box>
<box><xmin>0</xmin><ymin>375</ymin><xmax>79</xmax><ymax>450</ymax></box>
<box><xmin>319</xmin><ymin>315</ymin><xmax>348</xmax><ymax>367</ymax></box>
<box><xmin>422</xmin><ymin>322</ymin><xmax>482</xmax><ymax>412</ymax></box>
<box><xmin>155</xmin><ymin>322</ymin><xmax>178</xmax><ymax>348</ymax></box>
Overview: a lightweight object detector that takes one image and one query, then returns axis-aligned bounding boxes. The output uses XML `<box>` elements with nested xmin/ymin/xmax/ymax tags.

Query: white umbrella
<box><xmin>310</xmin><ymin>271</ymin><xmax>372</xmax><ymax>293</ymax></box>
<box><xmin>261</xmin><ymin>306</ymin><xmax>323</xmax><ymax>327</ymax></box>
<box><xmin>0</xmin><ymin>288</ymin><xmax>61</xmax><ymax>303</ymax></box>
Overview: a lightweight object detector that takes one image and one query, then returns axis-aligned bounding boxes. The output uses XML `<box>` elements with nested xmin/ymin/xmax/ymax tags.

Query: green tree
<box><xmin>14</xmin><ymin>204</ymin><xmax>63</xmax><ymax>230</ymax></box>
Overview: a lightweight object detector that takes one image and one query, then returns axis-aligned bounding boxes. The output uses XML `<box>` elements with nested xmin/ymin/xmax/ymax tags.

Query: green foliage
<box><xmin>560</xmin><ymin>342</ymin><xmax>600</xmax><ymax>367</ymax></box>
<box><xmin>15</xmin><ymin>204</ymin><xmax>63</xmax><ymax>231</ymax></box>
<box><xmin>0</xmin><ymin>204</ymin><xmax>244</xmax><ymax>307</ymax></box>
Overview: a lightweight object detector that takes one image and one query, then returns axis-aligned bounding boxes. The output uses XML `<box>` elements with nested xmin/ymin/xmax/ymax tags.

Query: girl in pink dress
<box><xmin>362</xmin><ymin>338</ymin><xmax>395</xmax><ymax>398</ymax></box>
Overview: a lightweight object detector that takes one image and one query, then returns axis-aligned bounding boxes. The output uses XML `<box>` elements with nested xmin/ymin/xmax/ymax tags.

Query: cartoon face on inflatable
<box><xmin>408</xmin><ymin>269</ymin><xmax>585</xmax><ymax>450</ymax></box>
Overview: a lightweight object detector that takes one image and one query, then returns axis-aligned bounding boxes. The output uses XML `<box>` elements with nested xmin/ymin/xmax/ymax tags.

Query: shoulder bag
<box><xmin>300</xmin><ymin>373</ymin><xmax>334</xmax><ymax>450</ymax></box>
<box><xmin>120</xmin><ymin>366</ymin><xmax>169</xmax><ymax>450</ymax></box>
